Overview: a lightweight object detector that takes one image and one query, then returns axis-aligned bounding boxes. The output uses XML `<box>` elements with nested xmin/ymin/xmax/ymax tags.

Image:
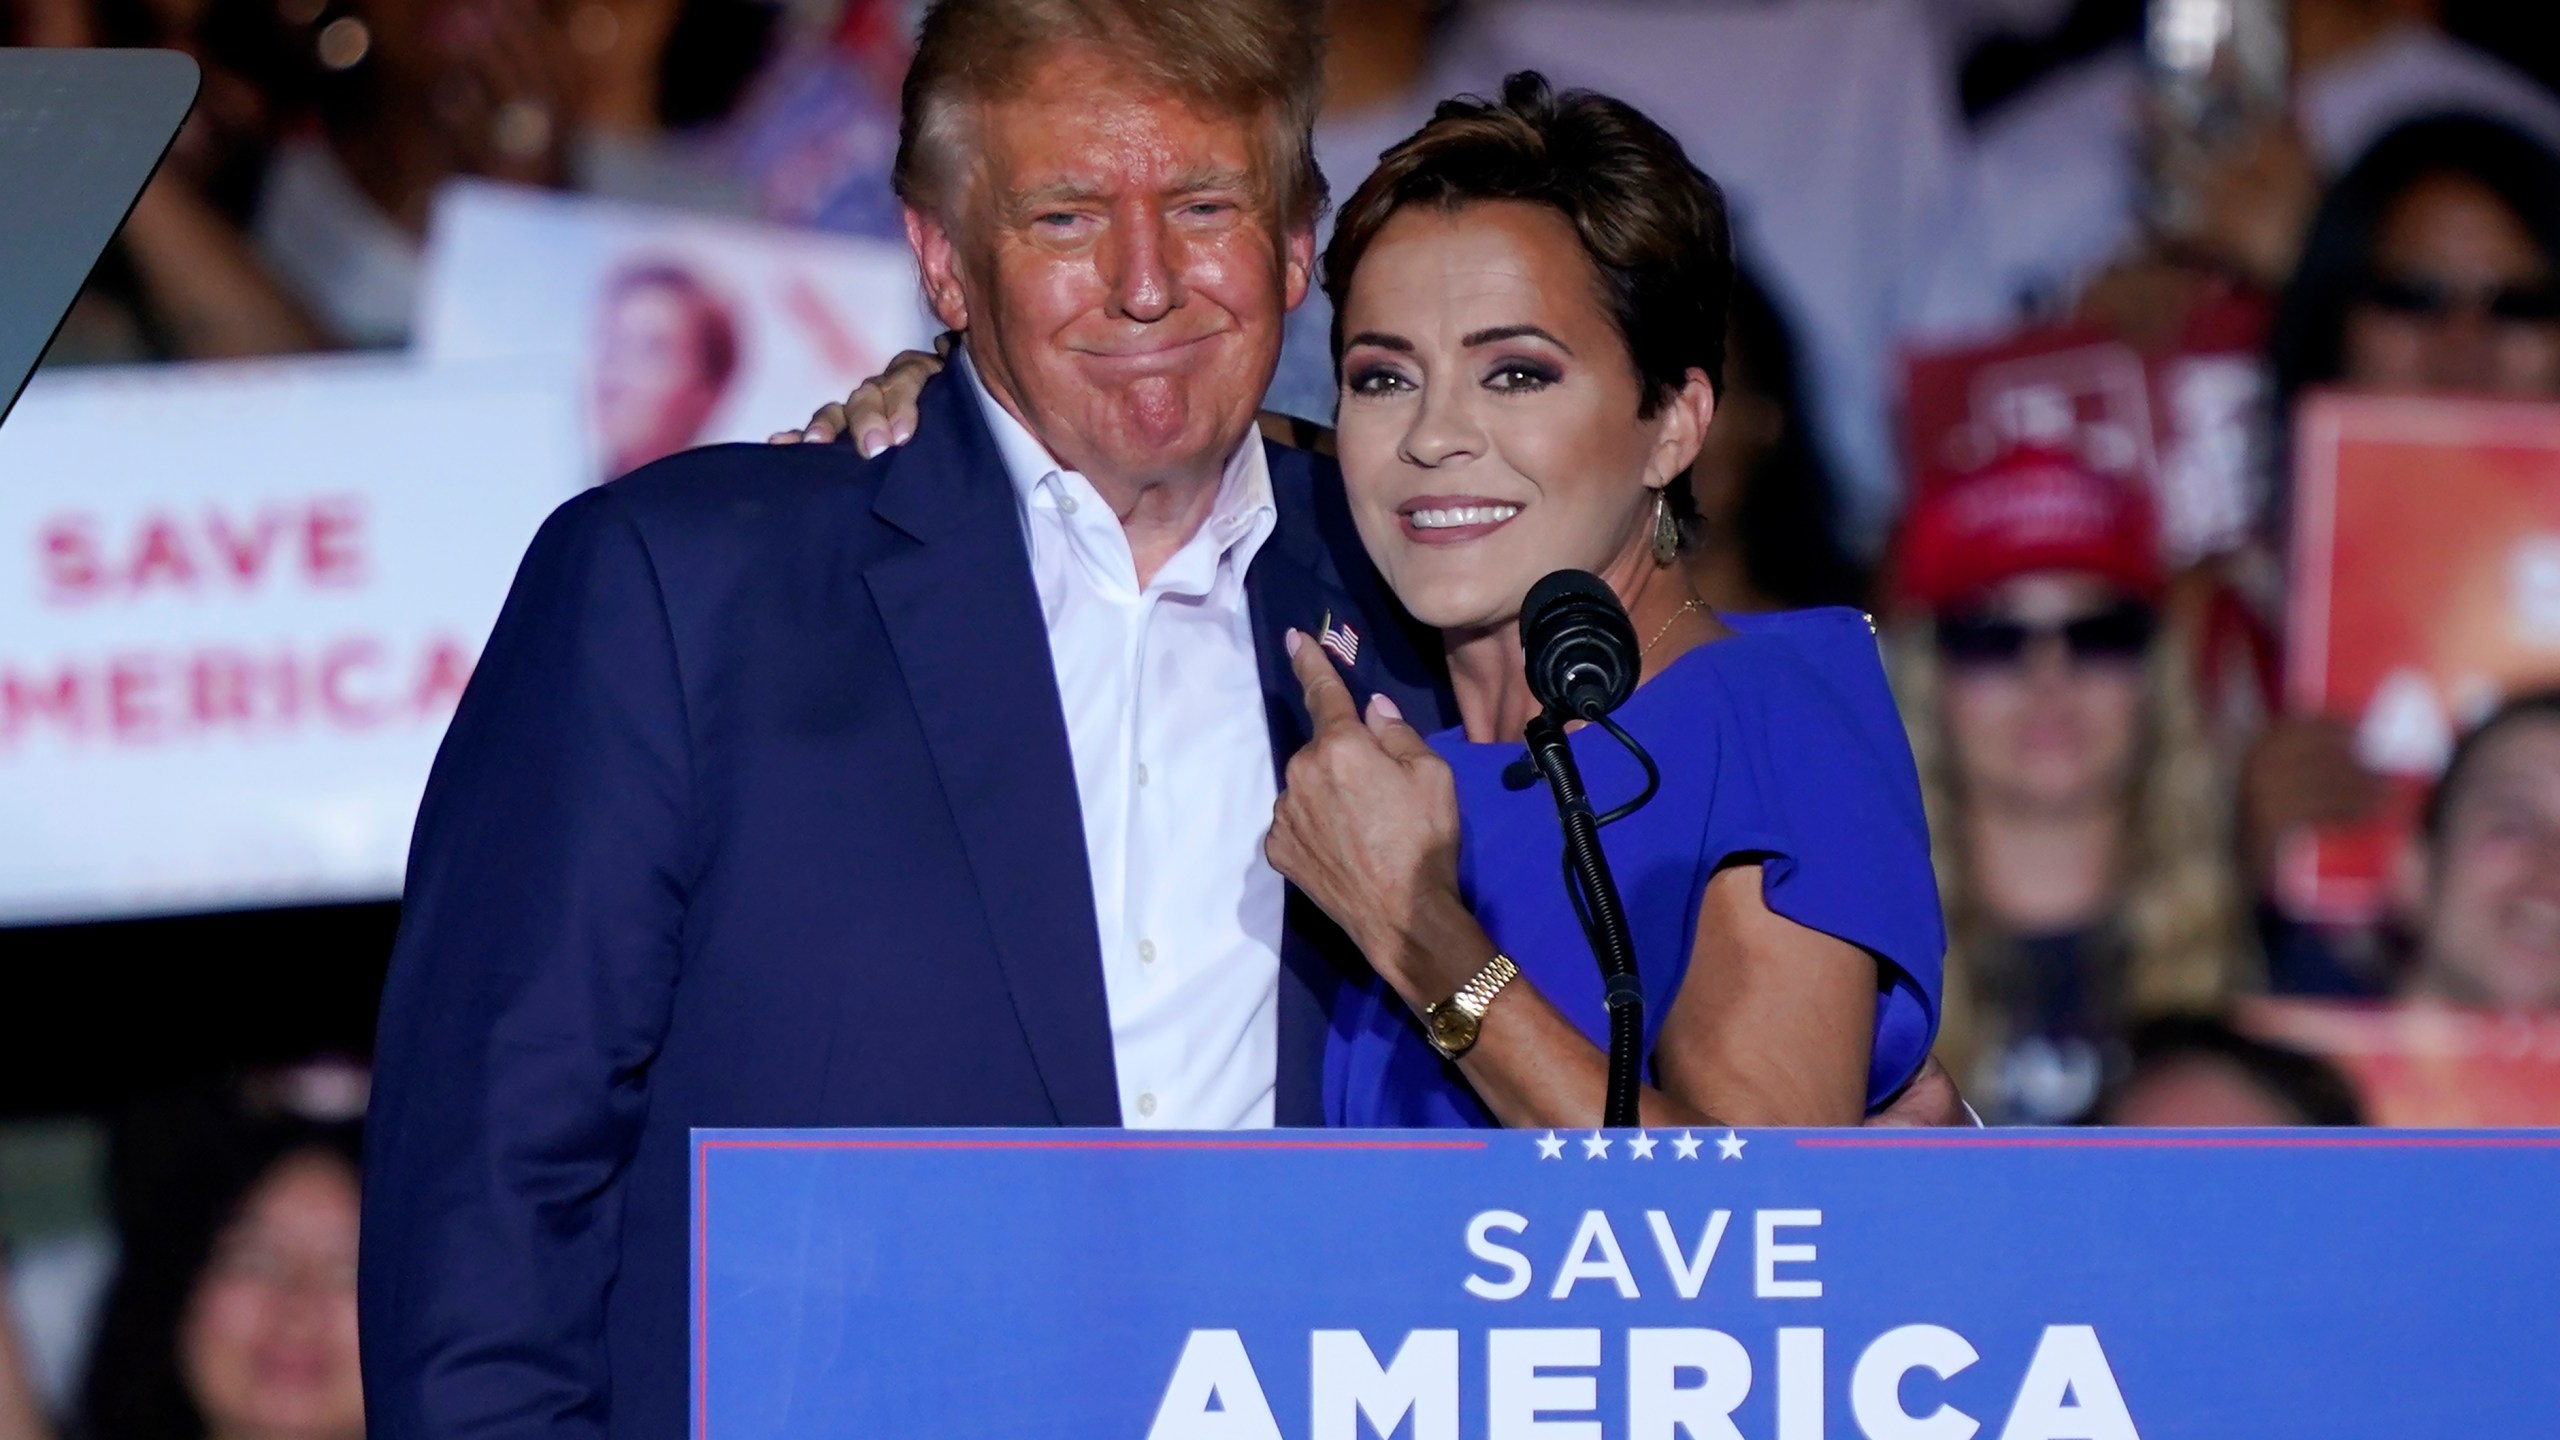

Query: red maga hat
<box><xmin>1893</xmin><ymin>447</ymin><xmax>2165</xmax><ymax>611</ymax></box>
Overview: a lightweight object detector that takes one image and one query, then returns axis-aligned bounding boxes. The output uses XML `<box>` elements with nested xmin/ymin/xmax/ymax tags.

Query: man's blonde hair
<box><xmin>893</xmin><ymin>0</ymin><xmax>1329</xmax><ymax>233</ymax></box>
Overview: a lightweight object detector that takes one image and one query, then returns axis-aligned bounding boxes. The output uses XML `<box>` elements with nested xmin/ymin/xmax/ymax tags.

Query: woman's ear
<box><xmin>1647</xmin><ymin>368</ymin><xmax>1719</xmax><ymax>489</ymax></box>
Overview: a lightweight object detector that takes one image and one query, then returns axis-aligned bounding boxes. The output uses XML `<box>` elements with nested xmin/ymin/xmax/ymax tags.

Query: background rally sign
<box><xmin>417</xmin><ymin>179</ymin><xmax>932</xmax><ymax>483</ymax></box>
<box><xmin>696</xmin><ymin>1128</ymin><xmax>2560</xmax><ymax>1438</ymax></box>
<box><xmin>0</xmin><ymin>354</ymin><xmax>585</xmax><ymax>924</ymax></box>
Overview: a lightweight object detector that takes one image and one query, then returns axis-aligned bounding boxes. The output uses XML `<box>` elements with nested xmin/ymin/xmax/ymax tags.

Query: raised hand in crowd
<box><xmin>2072</xmin><ymin>119</ymin><xmax>2322</xmax><ymax>352</ymax></box>
<box><xmin>121</xmin><ymin>138</ymin><xmax>330</xmax><ymax>358</ymax></box>
<box><xmin>2157</xmin><ymin>115</ymin><xmax>2326</xmax><ymax>292</ymax></box>
<box><xmin>429</xmin><ymin>0</ymin><xmax>587</xmax><ymax>191</ymax></box>
<box><xmin>2239</xmin><ymin>716</ymin><xmax>2387</xmax><ymax>895</ymax></box>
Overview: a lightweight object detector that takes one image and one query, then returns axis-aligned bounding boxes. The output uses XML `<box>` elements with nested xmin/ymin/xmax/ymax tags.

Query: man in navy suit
<box><xmin>357</xmin><ymin>2</ymin><xmax>1450</xmax><ymax>1436</ymax></box>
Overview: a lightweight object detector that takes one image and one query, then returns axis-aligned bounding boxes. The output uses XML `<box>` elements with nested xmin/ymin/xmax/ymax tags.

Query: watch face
<box><xmin>1430</xmin><ymin>1004</ymin><xmax>1479</xmax><ymax>1056</ymax></box>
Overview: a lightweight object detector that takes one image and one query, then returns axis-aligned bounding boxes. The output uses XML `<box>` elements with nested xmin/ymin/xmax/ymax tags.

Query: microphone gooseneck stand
<box><xmin>1516</xmin><ymin>568</ymin><xmax>1663</xmax><ymax>1130</ymax></box>
<box><xmin>1524</xmin><ymin>705</ymin><xmax>1646</xmax><ymax>1128</ymax></box>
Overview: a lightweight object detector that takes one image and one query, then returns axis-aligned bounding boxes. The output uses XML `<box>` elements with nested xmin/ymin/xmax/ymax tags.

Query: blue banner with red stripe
<box><xmin>692</xmin><ymin>1128</ymin><xmax>2560</xmax><ymax>1438</ymax></box>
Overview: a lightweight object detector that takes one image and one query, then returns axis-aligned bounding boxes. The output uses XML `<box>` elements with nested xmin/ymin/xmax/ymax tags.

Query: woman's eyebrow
<box><xmin>1463</xmin><ymin>323</ymin><xmax>1573</xmax><ymax>354</ymax></box>
<box><xmin>1343</xmin><ymin>331</ymin><xmax>1415</xmax><ymax>352</ymax></box>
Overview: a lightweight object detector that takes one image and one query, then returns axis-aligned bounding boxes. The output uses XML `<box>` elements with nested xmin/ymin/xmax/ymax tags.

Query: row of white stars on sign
<box><xmin>1535</xmin><ymin>1130</ymin><xmax>1745</xmax><ymax>1161</ymax></box>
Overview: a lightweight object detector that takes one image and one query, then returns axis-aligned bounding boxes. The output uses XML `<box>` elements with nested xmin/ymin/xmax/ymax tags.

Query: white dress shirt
<box><xmin>961</xmin><ymin>352</ymin><xmax>1285</xmax><ymax>1129</ymax></box>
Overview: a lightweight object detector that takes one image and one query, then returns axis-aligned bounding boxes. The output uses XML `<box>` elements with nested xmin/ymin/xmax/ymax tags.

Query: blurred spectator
<box><xmin>2395</xmin><ymin>690</ymin><xmax>2560</xmax><ymax>1011</ymax></box>
<box><xmin>590</xmin><ymin>260</ymin><xmax>741</xmax><ymax>477</ymax></box>
<box><xmin>80</xmin><ymin>1083</ymin><xmax>362</xmax><ymax>1440</ymax></box>
<box><xmin>15</xmin><ymin>0</ymin><xmax>754</xmax><ymax>357</ymax></box>
<box><xmin>1911</xmin><ymin>0</ymin><xmax>2560</xmax><ymax>344</ymax></box>
<box><xmin>254</xmin><ymin>0</ymin><xmax>758</xmax><ymax>349</ymax></box>
<box><xmin>1892</xmin><ymin>448</ymin><xmax>2256</xmax><ymax>1122</ymax></box>
<box><xmin>571</xmin><ymin>0</ymin><xmax>772</xmax><ymax>213</ymax></box>
<box><xmin>1684</xmin><ymin>269</ymin><xmax>1871</xmax><ymax>613</ymax></box>
<box><xmin>2236</xmin><ymin>117</ymin><xmax>2560</xmax><ymax>973</ymax></box>
<box><xmin>2270</xmin><ymin>113</ymin><xmax>2560</xmax><ymax>413</ymax></box>
<box><xmin>254</xmin><ymin>0</ymin><xmax>590</xmax><ymax>346</ymax></box>
<box><xmin>2098</xmin><ymin>1014</ymin><xmax>2365</xmax><ymax>1123</ymax></box>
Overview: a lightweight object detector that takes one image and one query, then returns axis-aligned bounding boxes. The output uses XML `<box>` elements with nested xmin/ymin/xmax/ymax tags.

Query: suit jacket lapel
<box><xmin>1249</xmin><ymin>441</ymin><xmax>1394</xmax><ymax>1127</ymax></box>
<box><xmin>1250</xmin><ymin>442</ymin><xmax>1460</xmax><ymax>1125</ymax></box>
<box><xmin>864</xmin><ymin>373</ymin><xmax>1121</xmax><ymax>1126</ymax></box>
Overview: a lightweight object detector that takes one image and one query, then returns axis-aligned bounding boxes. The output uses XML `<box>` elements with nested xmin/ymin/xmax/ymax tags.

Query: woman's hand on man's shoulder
<box><xmin>768</xmin><ymin>335</ymin><xmax>952</xmax><ymax>455</ymax></box>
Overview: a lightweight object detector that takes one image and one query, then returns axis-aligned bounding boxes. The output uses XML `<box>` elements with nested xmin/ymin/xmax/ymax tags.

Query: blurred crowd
<box><xmin>5</xmin><ymin>0</ymin><xmax>2560</xmax><ymax>1432</ymax></box>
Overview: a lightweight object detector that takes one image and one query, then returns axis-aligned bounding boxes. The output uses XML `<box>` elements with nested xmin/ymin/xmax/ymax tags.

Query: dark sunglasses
<box><xmin>1935</xmin><ymin>602</ymin><xmax>2157</xmax><ymax>669</ymax></box>
<box><xmin>2360</xmin><ymin>272</ymin><xmax>2560</xmax><ymax>325</ymax></box>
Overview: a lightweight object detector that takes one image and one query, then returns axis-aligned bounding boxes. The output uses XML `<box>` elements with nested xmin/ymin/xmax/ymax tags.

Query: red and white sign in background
<box><xmin>0</xmin><ymin>355</ymin><xmax>585</xmax><ymax>924</ymax></box>
<box><xmin>2286</xmin><ymin>392</ymin><xmax>2560</xmax><ymax>923</ymax></box>
<box><xmin>0</xmin><ymin>184</ymin><xmax>931</xmax><ymax>925</ymax></box>
<box><xmin>419</xmin><ymin>179</ymin><xmax>932</xmax><ymax>482</ymax></box>
<box><xmin>1900</xmin><ymin>298</ymin><xmax>2271</xmax><ymax>567</ymax></box>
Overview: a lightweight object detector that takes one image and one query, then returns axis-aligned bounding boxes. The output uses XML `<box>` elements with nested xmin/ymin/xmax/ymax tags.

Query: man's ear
<box><xmin>1281</xmin><ymin>221</ymin><xmax>1317</xmax><ymax>313</ymax></box>
<box><xmin>905</xmin><ymin>204</ymin><xmax>973</xmax><ymax>332</ymax></box>
<box><xmin>1647</xmin><ymin>369</ymin><xmax>1719</xmax><ymax>488</ymax></box>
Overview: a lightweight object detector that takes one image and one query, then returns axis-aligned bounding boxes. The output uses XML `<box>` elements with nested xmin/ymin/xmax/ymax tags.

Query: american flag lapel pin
<box><xmin>1317</xmin><ymin>610</ymin><xmax>1361</xmax><ymax>667</ymax></box>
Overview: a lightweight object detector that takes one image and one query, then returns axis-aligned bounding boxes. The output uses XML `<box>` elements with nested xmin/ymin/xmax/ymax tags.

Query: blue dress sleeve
<box><xmin>1698</xmin><ymin>616</ymin><xmax>1945</xmax><ymax>1108</ymax></box>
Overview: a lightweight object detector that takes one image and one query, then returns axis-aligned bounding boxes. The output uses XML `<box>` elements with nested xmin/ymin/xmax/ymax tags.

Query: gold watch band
<box><xmin>1424</xmin><ymin>952</ymin><xmax>1520</xmax><ymax>1060</ymax></box>
<box><xmin>1449</xmin><ymin>951</ymin><xmax>1520</xmax><ymax>1022</ymax></box>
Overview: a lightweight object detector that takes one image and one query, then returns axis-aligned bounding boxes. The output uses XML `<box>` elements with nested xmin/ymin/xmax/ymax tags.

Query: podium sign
<box><xmin>694</xmin><ymin>1129</ymin><xmax>2560</xmax><ymax>1438</ymax></box>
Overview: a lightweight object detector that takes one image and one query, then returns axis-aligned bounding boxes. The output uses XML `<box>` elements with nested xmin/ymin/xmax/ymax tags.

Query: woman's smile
<box><xmin>1399</xmin><ymin>495</ymin><xmax>1525</xmax><ymax>543</ymax></box>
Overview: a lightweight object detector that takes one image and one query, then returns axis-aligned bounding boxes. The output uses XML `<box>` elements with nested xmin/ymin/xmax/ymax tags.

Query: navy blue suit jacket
<box><xmin>358</xmin><ymin>372</ymin><xmax>1448</xmax><ymax>1440</ymax></box>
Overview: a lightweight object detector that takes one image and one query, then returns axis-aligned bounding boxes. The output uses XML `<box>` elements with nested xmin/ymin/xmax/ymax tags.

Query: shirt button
<box><xmin>1134</xmin><ymin>762</ymin><xmax>1150</xmax><ymax>787</ymax></box>
<box><xmin>1136</xmin><ymin>1092</ymin><xmax>1158</xmax><ymax>1118</ymax></box>
<box><xmin>1058</xmin><ymin>493</ymin><xmax>1079</xmax><ymax>515</ymax></box>
<box><xmin>1138</xmin><ymin>938</ymin><xmax>1157</xmax><ymax>964</ymax></box>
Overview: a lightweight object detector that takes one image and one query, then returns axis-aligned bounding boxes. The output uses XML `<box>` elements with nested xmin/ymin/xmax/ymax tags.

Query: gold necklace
<box><xmin>1642</xmin><ymin>597</ymin><xmax>1709</xmax><ymax>655</ymax></box>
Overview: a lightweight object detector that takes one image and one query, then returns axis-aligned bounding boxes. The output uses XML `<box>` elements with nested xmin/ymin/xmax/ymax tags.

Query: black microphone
<box><xmin>1516</xmin><ymin>569</ymin><xmax>1654</xmax><ymax>1128</ymax></box>
<box><xmin>1523</xmin><ymin>569</ymin><xmax>1640</xmax><ymax>720</ymax></box>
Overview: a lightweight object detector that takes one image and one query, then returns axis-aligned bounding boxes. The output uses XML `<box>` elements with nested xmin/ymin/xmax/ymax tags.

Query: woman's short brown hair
<box><xmin>1322</xmin><ymin>71</ymin><xmax>1734</xmax><ymax>413</ymax></box>
<box><xmin>894</xmin><ymin>0</ymin><xmax>1328</xmax><ymax>235</ymax></box>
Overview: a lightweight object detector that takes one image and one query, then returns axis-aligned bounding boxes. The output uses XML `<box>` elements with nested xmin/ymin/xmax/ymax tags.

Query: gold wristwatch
<box><xmin>1424</xmin><ymin>952</ymin><xmax>1520</xmax><ymax>1060</ymax></box>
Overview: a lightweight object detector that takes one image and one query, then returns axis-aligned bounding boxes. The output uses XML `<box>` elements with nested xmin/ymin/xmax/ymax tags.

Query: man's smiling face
<box><xmin>907</xmin><ymin>47</ymin><xmax>1312</xmax><ymax>494</ymax></box>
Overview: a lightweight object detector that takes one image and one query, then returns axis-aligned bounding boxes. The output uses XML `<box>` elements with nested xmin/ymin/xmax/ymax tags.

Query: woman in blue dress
<box><xmin>1262</xmin><ymin>73</ymin><xmax>1944</xmax><ymax>1129</ymax></box>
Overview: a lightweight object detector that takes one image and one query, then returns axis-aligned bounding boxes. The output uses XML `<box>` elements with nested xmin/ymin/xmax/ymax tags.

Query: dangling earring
<box><xmin>1650</xmin><ymin>487</ymin><xmax>1682</xmax><ymax>566</ymax></box>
